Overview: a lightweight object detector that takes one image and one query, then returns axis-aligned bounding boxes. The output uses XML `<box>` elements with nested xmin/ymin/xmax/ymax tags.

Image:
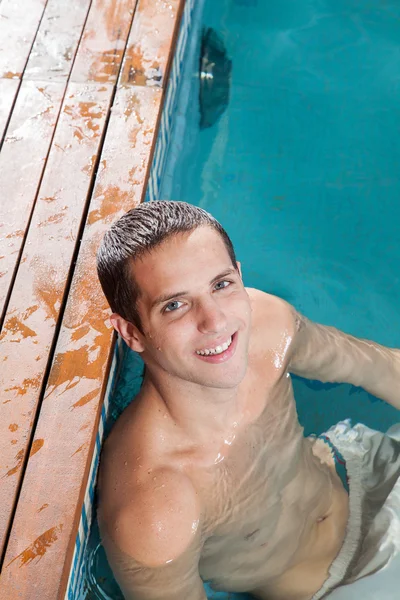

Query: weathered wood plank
<box><xmin>120</xmin><ymin>0</ymin><xmax>182</xmax><ymax>87</ymax></box>
<box><xmin>0</xmin><ymin>78</ymin><xmax>19</xmax><ymax>141</ymax></box>
<box><xmin>71</xmin><ymin>0</ymin><xmax>138</xmax><ymax>84</ymax></box>
<box><xmin>0</xmin><ymin>81</ymin><xmax>64</xmax><ymax>319</ymax></box>
<box><xmin>0</xmin><ymin>0</ymin><xmax>47</xmax><ymax>79</ymax></box>
<box><xmin>0</xmin><ymin>82</ymin><xmax>113</xmax><ymax>560</ymax></box>
<box><xmin>0</xmin><ymin>85</ymin><xmax>162</xmax><ymax>600</ymax></box>
<box><xmin>24</xmin><ymin>0</ymin><xmax>91</xmax><ymax>82</ymax></box>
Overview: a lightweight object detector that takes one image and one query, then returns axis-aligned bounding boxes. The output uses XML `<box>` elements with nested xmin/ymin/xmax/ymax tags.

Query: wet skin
<box><xmin>98</xmin><ymin>226</ymin><xmax>400</xmax><ymax>600</ymax></box>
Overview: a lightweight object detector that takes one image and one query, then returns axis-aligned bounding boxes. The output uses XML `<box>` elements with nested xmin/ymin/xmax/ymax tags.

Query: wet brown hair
<box><xmin>97</xmin><ymin>201</ymin><xmax>237</xmax><ymax>332</ymax></box>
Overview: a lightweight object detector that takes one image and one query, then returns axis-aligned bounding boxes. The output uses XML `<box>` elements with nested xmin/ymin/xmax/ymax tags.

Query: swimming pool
<box><xmin>80</xmin><ymin>0</ymin><xmax>400</xmax><ymax>597</ymax></box>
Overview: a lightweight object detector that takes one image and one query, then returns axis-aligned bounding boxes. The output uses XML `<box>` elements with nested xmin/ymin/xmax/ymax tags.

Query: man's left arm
<box><xmin>288</xmin><ymin>312</ymin><xmax>400</xmax><ymax>410</ymax></box>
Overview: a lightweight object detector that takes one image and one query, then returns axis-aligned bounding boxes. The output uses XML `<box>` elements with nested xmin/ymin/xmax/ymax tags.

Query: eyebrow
<box><xmin>151</xmin><ymin>267</ymin><xmax>237</xmax><ymax>309</ymax></box>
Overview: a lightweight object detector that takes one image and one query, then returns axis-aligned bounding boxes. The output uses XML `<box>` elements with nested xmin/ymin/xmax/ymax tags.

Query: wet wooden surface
<box><xmin>121</xmin><ymin>0</ymin><xmax>182</xmax><ymax>87</ymax></box>
<box><xmin>0</xmin><ymin>0</ymin><xmax>47</xmax><ymax>79</ymax></box>
<box><xmin>0</xmin><ymin>0</ymin><xmax>184</xmax><ymax>597</ymax></box>
<box><xmin>24</xmin><ymin>0</ymin><xmax>92</xmax><ymax>81</ymax></box>
<box><xmin>71</xmin><ymin>0</ymin><xmax>139</xmax><ymax>83</ymax></box>
<box><xmin>0</xmin><ymin>79</ymin><xmax>19</xmax><ymax>141</ymax></box>
<box><xmin>0</xmin><ymin>82</ymin><xmax>113</xmax><ymax>556</ymax></box>
<box><xmin>0</xmin><ymin>81</ymin><xmax>64</xmax><ymax>319</ymax></box>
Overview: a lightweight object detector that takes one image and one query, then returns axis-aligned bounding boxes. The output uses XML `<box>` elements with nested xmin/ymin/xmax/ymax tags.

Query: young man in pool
<box><xmin>96</xmin><ymin>201</ymin><xmax>400</xmax><ymax>600</ymax></box>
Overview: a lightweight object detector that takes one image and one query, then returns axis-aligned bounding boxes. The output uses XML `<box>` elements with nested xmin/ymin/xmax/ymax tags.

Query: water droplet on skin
<box><xmin>124</xmin><ymin>461</ymin><xmax>127</xmax><ymax>466</ymax></box>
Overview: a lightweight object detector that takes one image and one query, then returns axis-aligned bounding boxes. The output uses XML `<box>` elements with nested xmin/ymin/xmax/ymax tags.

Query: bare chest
<box><xmin>195</xmin><ymin>386</ymin><xmax>312</xmax><ymax>590</ymax></box>
<box><xmin>198</xmin><ymin>376</ymin><xmax>304</xmax><ymax>535</ymax></box>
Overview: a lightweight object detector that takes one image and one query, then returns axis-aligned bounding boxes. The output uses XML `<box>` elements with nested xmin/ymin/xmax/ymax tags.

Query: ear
<box><xmin>236</xmin><ymin>261</ymin><xmax>242</xmax><ymax>278</ymax></box>
<box><xmin>110</xmin><ymin>313</ymin><xmax>145</xmax><ymax>353</ymax></box>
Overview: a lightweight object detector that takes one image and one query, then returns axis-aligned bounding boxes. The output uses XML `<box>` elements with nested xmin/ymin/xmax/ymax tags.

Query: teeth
<box><xmin>196</xmin><ymin>336</ymin><xmax>233</xmax><ymax>356</ymax></box>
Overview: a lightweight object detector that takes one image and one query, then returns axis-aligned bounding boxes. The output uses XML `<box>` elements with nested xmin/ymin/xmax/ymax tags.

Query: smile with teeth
<box><xmin>196</xmin><ymin>336</ymin><xmax>233</xmax><ymax>356</ymax></box>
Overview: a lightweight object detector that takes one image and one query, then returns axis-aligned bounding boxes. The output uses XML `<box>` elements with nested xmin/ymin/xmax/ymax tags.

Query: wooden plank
<box><xmin>0</xmin><ymin>82</ymin><xmax>113</xmax><ymax>560</ymax></box>
<box><xmin>0</xmin><ymin>0</ymin><xmax>47</xmax><ymax>79</ymax></box>
<box><xmin>0</xmin><ymin>85</ymin><xmax>162</xmax><ymax>600</ymax></box>
<box><xmin>0</xmin><ymin>81</ymin><xmax>64</xmax><ymax>319</ymax></box>
<box><xmin>71</xmin><ymin>0</ymin><xmax>138</xmax><ymax>84</ymax></box>
<box><xmin>120</xmin><ymin>0</ymin><xmax>182</xmax><ymax>86</ymax></box>
<box><xmin>24</xmin><ymin>0</ymin><xmax>91</xmax><ymax>82</ymax></box>
<box><xmin>0</xmin><ymin>79</ymin><xmax>19</xmax><ymax>141</ymax></box>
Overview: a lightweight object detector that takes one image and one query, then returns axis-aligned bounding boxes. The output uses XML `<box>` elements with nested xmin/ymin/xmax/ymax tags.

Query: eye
<box><xmin>164</xmin><ymin>300</ymin><xmax>184</xmax><ymax>313</ymax></box>
<box><xmin>214</xmin><ymin>280</ymin><xmax>231</xmax><ymax>291</ymax></box>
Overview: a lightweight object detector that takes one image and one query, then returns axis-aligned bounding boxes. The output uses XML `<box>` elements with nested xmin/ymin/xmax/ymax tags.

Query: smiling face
<box><xmin>119</xmin><ymin>226</ymin><xmax>252</xmax><ymax>390</ymax></box>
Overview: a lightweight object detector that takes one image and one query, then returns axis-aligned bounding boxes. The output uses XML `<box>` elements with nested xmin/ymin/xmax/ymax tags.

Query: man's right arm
<box><xmin>99</xmin><ymin>468</ymin><xmax>207</xmax><ymax>600</ymax></box>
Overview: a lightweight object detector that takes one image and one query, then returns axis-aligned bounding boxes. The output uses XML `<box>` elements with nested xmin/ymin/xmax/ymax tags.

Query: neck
<box><xmin>142</xmin><ymin>368</ymin><xmax>243</xmax><ymax>443</ymax></box>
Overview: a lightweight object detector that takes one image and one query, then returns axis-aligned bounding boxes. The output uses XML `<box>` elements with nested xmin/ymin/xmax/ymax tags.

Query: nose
<box><xmin>197</xmin><ymin>297</ymin><xmax>228</xmax><ymax>334</ymax></box>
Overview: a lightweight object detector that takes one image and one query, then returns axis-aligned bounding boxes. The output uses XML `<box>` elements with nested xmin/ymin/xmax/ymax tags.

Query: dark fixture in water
<box><xmin>199</xmin><ymin>27</ymin><xmax>232</xmax><ymax>129</ymax></box>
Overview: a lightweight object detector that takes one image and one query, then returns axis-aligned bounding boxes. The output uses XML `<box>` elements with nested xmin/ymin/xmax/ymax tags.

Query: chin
<box><xmin>201</xmin><ymin>368</ymin><xmax>247</xmax><ymax>390</ymax></box>
<box><xmin>210</xmin><ymin>379</ymin><xmax>244</xmax><ymax>390</ymax></box>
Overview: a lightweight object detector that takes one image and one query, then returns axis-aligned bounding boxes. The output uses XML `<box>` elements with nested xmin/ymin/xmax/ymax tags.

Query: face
<box><xmin>114</xmin><ymin>226</ymin><xmax>252</xmax><ymax>390</ymax></box>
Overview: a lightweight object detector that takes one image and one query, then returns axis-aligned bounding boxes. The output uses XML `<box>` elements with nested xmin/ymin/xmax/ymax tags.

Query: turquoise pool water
<box><xmin>82</xmin><ymin>0</ymin><xmax>400</xmax><ymax>597</ymax></box>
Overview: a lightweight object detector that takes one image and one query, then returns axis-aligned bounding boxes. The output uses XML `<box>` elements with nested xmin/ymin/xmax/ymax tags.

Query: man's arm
<box><xmin>99</xmin><ymin>468</ymin><xmax>207</xmax><ymax>600</ymax></box>
<box><xmin>289</xmin><ymin>311</ymin><xmax>400</xmax><ymax>410</ymax></box>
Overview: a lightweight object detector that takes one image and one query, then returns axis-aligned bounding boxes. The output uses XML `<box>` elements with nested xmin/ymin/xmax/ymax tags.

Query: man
<box><xmin>96</xmin><ymin>201</ymin><xmax>400</xmax><ymax>600</ymax></box>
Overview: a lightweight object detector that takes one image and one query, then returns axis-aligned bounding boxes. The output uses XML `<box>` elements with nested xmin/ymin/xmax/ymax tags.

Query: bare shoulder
<box><xmin>246</xmin><ymin>288</ymin><xmax>298</xmax><ymax>333</ymax></box>
<box><xmin>246</xmin><ymin>288</ymin><xmax>299</xmax><ymax>364</ymax></box>
<box><xmin>98</xmin><ymin>399</ymin><xmax>202</xmax><ymax>566</ymax></box>
<box><xmin>99</xmin><ymin>463</ymin><xmax>202</xmax><ymax>568</ymax></box>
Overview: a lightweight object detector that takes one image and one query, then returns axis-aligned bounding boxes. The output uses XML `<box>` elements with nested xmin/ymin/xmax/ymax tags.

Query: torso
<box><xmin>99</xmin><ymin>291</ymin><xmax>349</xmax><ymax>600</ymax></box>
<box><xmin>196</xmin><ymin>371</ymin><xmax>349</xmax><ymax>599</ymax></box>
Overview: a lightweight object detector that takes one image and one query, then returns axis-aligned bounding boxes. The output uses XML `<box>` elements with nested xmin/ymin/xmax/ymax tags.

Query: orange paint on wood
<box><xmin>0</xmin><ymin>82</ymin><xmax>113</xmax><ymax>559</ymax></box>
<box><xmin>30</xmin><ymin>439</ymin><xmax>45</xmax><ymax>457</ymax></box>
<box><xmin>24</xmin><ymin>0</ymin><xmax>92</xmax><ymax>82</ymax></box>
<box><xmin>0</xmin><ymin>85</ymin><xmax>162</xmax><ymax>600</ymax></box>
<box><xmin>6</xmin><ymin>524</ymin><xmax>63</xmax><ymax>568</ymax></box>
<box><xmin>71</xmin><ymin>0</ymin><xmax>138</xmax><ymax>83</ymax></box>
<box><xmin>0</xmin><ymin>79</ymin><xmax>19</xmax><ymax>141</ymax></box>
<box><xmin>0</xmin><ymin>0</ymin><xmax>47</xmax><ymax>79</ymax></box>
<box><xmin>120</xmin><ymin>0</ymin><xmax>183</xmax><ymax>87</ymax></box>
<box><xmin>0</xmin><ymin>81</ymin><xmax>64</xmax><ymax>318</ymax></box>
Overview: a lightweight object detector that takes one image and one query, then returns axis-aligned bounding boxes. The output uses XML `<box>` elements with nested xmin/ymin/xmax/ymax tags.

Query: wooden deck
<box><xmin>0</xmin><ymin>1</ymin><xmax>184</xmax><ymax>597</ymax></box>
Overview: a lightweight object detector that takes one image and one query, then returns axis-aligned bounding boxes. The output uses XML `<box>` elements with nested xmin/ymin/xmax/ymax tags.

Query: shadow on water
<box><xmin>199</xmin><ymin>28</ymin><xmax>232</xmax><ymax>129</ymax></box>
